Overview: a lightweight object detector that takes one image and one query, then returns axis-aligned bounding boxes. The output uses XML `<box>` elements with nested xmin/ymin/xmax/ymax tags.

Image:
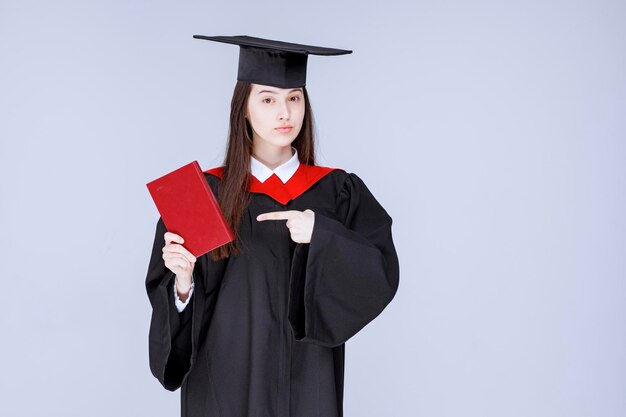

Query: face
<box><xmin>246</xmin><ymin>83</ymin><xmax>305</xmax><ymax>151</ymax></box>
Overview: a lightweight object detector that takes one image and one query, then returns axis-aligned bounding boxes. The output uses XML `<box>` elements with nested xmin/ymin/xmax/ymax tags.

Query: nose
<box><xmin>278</xmin><ymin>100</ymin><xmax>291</xmax><ymax>121</ymax></box>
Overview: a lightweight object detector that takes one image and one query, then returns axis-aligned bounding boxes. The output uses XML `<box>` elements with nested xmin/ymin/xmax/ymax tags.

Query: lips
<box><xmin>275</xmin><ymin>126</ymin><xmax>293</xmax><ymax>133</ymax></box>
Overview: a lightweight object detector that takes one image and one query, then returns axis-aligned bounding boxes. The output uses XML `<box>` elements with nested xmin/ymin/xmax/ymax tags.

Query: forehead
<box><xmin>250</xmin><ymin>83</ymin><xmax>303</xmax><ymax>94</ymax></box>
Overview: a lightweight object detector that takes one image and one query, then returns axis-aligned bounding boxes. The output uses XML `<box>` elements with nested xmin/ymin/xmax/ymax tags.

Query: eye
<box><xmin>262</xmin><ymin>97</ymin><xmax>273</xmax><ymax>104</ymax></box>
<box><xmin>289</xmin><ymin>95</ymin><xmax>301</xmax><ymax>102</ymax></box>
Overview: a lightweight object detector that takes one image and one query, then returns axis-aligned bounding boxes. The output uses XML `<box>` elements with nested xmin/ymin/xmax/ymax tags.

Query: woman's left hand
<box><xmin>257</xmin><ymin>209</ymin><xmax>315</xmax><ymax>243</ymax></box>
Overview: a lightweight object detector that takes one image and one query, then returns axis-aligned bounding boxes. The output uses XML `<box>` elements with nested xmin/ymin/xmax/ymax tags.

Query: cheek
<box><xmin>248</xmin><ymin>107</ymin><xmax>271</xmax><ymax>131</ymax></box>
<box><xmin>294</xmin><ymin>104</ymin><xmax>306</xmax><ymax>125</ymax></box>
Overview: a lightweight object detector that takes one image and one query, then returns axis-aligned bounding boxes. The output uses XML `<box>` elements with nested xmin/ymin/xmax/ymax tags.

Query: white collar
<box><xmin>250</xmin><ymin>147</ymin><xmax>300</xmax><ymax>184</ymax></box>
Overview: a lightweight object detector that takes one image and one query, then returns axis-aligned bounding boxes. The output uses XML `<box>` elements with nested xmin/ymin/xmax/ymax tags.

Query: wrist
<box><xmin>175</xmin><ymin>275</ymin><xmax>193</xmax><ymax>294</ymax></box>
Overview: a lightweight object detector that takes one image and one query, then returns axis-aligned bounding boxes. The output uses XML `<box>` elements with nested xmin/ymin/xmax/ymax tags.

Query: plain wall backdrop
<box><xmin>1</xmin><ymin>0</ymin><xmax>625</xmax><ymax>416</ymax></box>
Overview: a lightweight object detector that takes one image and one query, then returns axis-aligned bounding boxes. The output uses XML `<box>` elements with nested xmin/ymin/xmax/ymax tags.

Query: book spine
<box><xmin>192</xmin><ymin>161</ymin><xmax>235</xmax><ymax>241</ymax></box>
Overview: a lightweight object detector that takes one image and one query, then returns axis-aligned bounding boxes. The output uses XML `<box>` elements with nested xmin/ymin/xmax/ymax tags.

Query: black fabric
<box><xmin>193</xmin><ymin>35</ymin><xmax>352</xmax><ymax>88</ymax></box>
<box><xmin>145</xmin><ymin>169</ymin><xmax>399</xmax><ymax>417</ymax></box>
<box><xmin>238</xmin><ymin>46</ymin><xmax>309</xmax><ymax>88</ymax></box>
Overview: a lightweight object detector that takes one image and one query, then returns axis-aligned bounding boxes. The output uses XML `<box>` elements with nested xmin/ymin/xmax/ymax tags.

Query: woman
<box><xmin>146</xmin><ymin>35</ymin><xmax>400</xmax><ymax>417</ymax></box>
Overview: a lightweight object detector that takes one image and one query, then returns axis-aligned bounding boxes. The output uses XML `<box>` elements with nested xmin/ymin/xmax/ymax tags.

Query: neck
<box><xmin>252</xmin><ymin>141</ymin><xmax>294</xmax><ymax>170</ymax></box>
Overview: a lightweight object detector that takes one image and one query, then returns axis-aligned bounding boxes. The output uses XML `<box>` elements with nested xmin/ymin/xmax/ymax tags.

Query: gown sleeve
<box><xmin>287</xmin><ymin>172</ymin><xmax>400</xmax><ymax>348</ymax></box>
<box><xmin>145</xmin><ymin>217</ymin><xmax>226</xmax><ymax>391</ymax></box>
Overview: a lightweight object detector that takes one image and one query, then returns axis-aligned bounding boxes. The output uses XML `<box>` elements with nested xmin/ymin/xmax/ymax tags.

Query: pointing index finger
<box><xmin>257</xmin><ymin>211</ymin><xmax>299</xmax><ymax>221</ymax></box>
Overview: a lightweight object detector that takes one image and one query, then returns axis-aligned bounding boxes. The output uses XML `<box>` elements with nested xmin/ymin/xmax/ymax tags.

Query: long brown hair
<box><xmin>210</xmin><ymin>81</ymin><xmax>317</xmax><ymax>260</ymax></box>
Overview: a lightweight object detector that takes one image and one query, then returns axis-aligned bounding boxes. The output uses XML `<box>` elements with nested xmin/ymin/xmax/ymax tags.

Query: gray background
<box><xmin>1</xmin><ymin>0</ymin><xmax>625</xmax><ymax>416</ymax></box>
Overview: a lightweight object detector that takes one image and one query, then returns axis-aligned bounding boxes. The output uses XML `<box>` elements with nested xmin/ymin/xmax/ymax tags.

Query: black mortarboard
<box><xmin>193</xmin><ymin>35</ymin><xmax>352</xmax><ymax>88</ymax></box>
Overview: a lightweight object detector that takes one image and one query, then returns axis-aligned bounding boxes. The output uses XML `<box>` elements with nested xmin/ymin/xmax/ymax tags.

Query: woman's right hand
<box><xmin>162</xmin><ymin>232</ymin><xmax>196</xmax><ymax>290</ymax></box>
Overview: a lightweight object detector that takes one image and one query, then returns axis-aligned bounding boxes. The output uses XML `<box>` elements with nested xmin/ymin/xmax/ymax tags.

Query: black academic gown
<box><xmin>145</xmin><ymin>166</ymin><xmax>400</xmax><ymax>417</ymax></box>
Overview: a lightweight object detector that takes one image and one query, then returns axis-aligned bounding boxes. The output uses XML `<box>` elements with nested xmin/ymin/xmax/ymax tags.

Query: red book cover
<box><xmin>146</xmin><ymin>161</ymin><xmax>234</xmax><ymax>257</ymax></box>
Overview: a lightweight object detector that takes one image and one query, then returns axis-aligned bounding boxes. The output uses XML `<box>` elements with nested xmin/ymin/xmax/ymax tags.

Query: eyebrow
<box><xmin>257</xmin><ymin>88</ymin><xmax>303</xmax><ymax>95</ymax></box>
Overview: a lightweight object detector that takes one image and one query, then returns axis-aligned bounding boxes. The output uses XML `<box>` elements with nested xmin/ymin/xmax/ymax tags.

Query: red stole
<box><xmin>204</xmin><ymin>163</ymin><xmax>342</xmax><ymax>205</ymax></box>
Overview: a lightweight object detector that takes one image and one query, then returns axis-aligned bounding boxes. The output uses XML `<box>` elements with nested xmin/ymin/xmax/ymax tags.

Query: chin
<box><xmin>270</xmin><ymin>136</ymin><xmax>297</xmax><ymax>147</ymax></box>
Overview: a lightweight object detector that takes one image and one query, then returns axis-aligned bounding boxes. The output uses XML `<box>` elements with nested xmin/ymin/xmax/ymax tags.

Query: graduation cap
<box><xmin>193</xmin><ymin>35</ymin><xmax>352</xmax><ymax>88</ymax></box>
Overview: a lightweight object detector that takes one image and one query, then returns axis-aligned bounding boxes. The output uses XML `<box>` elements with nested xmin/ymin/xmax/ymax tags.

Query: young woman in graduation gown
<box><xmin>145</xmin><ymin>35</ymin><xmax>400</xmax><ymax>417</ymax></box>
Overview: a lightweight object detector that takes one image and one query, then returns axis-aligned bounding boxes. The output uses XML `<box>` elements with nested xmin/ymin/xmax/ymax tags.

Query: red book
<box><xmin>146</xmin><ymin>161</ymin><xmax>234</xmax><ymax>257</ymax></box>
